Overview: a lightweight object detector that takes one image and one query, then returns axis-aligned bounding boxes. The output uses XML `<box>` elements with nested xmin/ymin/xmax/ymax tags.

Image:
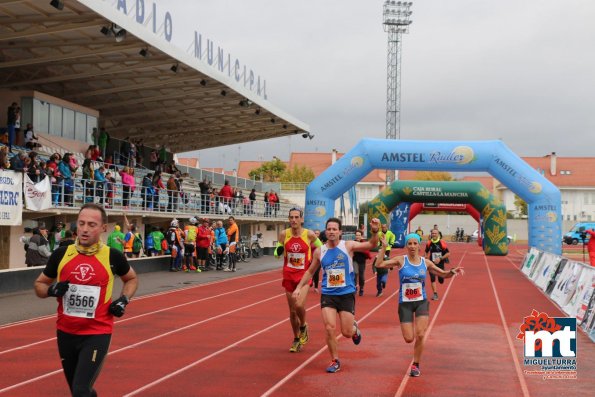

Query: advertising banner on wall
<box><xmin>565</xmin><ymin>265</ymin><xmax>595</xmax><ymax>319</ymax></box>
<box><xmin>520</xmin><ymin>247</ymin><xmax>542</xmax><ymax>277</ymax></box>
<box><xmin>549</xmin><ymin>260</ymin><xmax>584</xmax><ymax>307</ymax></box>
<box><xmin>24</xmin><ymin>174</ymin><xmax>52</xmax><ymax>211</ymax></box>
<box><xmin>531</xmin><ymin>252</ymin><xmax>563</xmax><ymax>291</ymax></box>
<box><xmin>0</xmin><ymin>170</ymin><xmax>22</xmax><ymax>226</ymax></box>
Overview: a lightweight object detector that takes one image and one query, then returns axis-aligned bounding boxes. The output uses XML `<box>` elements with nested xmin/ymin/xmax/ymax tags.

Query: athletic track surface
<box><xmin>1</xmin><ymin>244</ymin><xmax>593</xmax><ymax>396</ymax></box>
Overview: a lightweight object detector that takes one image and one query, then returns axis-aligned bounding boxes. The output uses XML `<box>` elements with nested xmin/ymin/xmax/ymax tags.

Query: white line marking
<box><xmin>262</xmin><ymin>284</ymin><xmax>397</xmax><ymax>396</ymax></box>
<box><xmin>483</xmin><ymin>255</ymin><xmax>531</xmax><ymax>397</ymax></box>
<box><xmin>0</xmin><ymin>278</ymin><xmax>279</xmax><ymax>355</ymax></box>
<box><xmin>394</xmin><ymin>252</ymin><xmax>467</xmax><ymax>397</ymax></box>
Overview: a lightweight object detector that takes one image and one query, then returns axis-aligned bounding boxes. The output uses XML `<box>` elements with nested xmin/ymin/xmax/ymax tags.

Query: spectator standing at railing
<box><xmin>166</xmin><ymin>160</ymin><xmax>180</xmax><ymax>175</ymax></box>
<box><xmin>99</xmin><ymin>128</ymin><xmax>109</xmax><ymax>159</ymax></box>
<box><xmin>82</xmin><ymin>158</ymin><xmax>95</xmax><ymax>203</ymax></box>
<box><xmin>218</xmin><ymin>180</ymin><xmax>233</xmax><ymax>210</ymax></box>
<box><xmin>166</xmin><ymin>172</ymin><xmax>180</xmax><ymax>212</ymax></box>
<box><xmin>142</xmin><ymin>173</ymin><xmax>154</xmax><ymax>210</ymax></box>
<box><xmin>105</xmin><ymin>171</ymin><xmax>115</xmax><ymax>208</ymax></box>
<box><xmin>6</xmin><ymin>102</ymin><xmax>18</xmax><ymax>153</ymax></box>
<box><xmin>249</xmin><ymin>188</ymin><xmax>256</xmax><ymax>215</ymax></box>
<box><xmin>152</xmin><ymin>170</ymin><xmax>165</xmax><ymax>211</ymax></box>
<box><xmin>199</xmin><ymin>177</ymin><xmax>211</xmax><ymax>214</ymax></box>
<box><xmin>586</xmin><ymin>228</ymin><xmax>595</xmax><ymax>267</ymax></box>
<box><xmin>47</xmin><ymin>154</ymin><xmax>61</xmax><ymax>205</ymax></box>
<box><xmin>119</xmin><ymin>167</ymin><xmax>135</xmax><ymax>209</ymax></box>
<box><xmin>269</xmin><ymin>190</ymin><xmax>279</xmax><ymax>217</ymax></box>
<box><xmin>94</xmin><ymin>165</ymin><xmax>106</xmax><ymax>205</ymax></box>
<box><xmin>264</xmin><ymin>191</ymin><xmax>270</xmax><ymax>217</ymax></box>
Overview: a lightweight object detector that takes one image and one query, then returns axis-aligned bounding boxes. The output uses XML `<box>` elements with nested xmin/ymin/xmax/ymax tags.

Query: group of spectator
<box><xmin>22</xmin><ymin>222</ymin><xmax>76</xmax><ymax>267</ymax></box>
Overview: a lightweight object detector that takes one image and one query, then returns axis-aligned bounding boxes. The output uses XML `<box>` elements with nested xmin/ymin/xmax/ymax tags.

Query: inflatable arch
<box><xmin>368</xmin><ymin>181</ymin><xmax>507</xmax><ymax>255</ymax></box>
<box><xmin>304</xmin><ymin>139</ymin><xmax>562</xmax><ymax>255</ymax></box>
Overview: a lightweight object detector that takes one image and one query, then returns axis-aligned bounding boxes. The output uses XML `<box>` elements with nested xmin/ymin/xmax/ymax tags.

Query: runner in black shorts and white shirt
<box><xmin>375</xmin><ymin>233</ymin><xmax>463</xmax><ymax>378</ymax></box>
<box><xmin>424</xmin><ymin>228</ymin><xmax>451</xmax><ymax>301</ymax></box>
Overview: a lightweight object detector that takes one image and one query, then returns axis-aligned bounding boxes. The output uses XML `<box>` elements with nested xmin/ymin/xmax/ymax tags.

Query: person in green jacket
<box><xmin>107</xmin><ymin>224</ymin><xmax>125</xmax><ymax>252</ymax></box>
<box><xmin>372</xmin><ymin>224</ymin><xmax>396</xmax><ymax>297</ymax></box>
<box><xmin>149</xmin><ymin>226</ymin><xmax>165</xmax><ymax>256</ymax></box>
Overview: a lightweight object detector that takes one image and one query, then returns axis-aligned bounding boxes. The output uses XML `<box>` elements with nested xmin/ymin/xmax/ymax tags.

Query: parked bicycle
<box><xmin>250</xmin><ymin>233</ymin><xmax>264</xmax><ymax>258</ymax></box>
<box><xmin>235</xmin><ymin>236</ymin><xmax>251</xmax><ymax>262</ymax></box>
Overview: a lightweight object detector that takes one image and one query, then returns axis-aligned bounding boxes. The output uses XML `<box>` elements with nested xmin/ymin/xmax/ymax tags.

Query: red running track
<box><xmin>0</xmin><ymin>244</ymin><xmax>593</xmax><ymax>396</ymax></box>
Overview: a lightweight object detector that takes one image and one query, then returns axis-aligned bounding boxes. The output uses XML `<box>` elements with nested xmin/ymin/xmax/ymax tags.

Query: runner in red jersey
<box><xmin>274</xmin><ymin>207</ymin><xmax>322</xmax><ymax>352</ymax></box>
<box><xmin>34</xmin><ymin>203</ymin><xmax>138</xmax><ymax>396</ymax></box>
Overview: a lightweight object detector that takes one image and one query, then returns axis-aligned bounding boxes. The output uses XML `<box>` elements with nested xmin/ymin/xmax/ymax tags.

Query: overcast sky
<box><xmin>166</xmin><ymin>0</ymin><xmax>595</xmax><ymax>170</ymax></box>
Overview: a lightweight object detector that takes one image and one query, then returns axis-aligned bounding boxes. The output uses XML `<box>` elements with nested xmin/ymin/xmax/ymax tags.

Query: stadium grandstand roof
<box><xmin>0</xmin><ymin>0</ymin><xmax>309</xmax><ymax>153</ymax></box>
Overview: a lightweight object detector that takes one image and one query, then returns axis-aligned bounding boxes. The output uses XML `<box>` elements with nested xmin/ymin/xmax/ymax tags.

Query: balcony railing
<box><xmin>43</xmin><ymin>176</ymin><xmax>292</xmax><ymax>219</ymax></box>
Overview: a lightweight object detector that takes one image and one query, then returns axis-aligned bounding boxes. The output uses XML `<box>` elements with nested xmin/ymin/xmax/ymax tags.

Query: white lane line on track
<box><xmin>125</xmin><ymin>273</ymin><xmax>379</xmax><ymax>397</ymax></box>
<box><xmin>122</xmin><ymin>300</ymin><xmax>321</xmax><ymax>397</ymax></box>
<box><xmin>0</xmin><ymin>292</ymin><xmax>286</xmax><ymax>394</ymax></box>
<box><xmin>393</xmin><ymin>252</ymin><xmax>467</xmax><ymax>397</ymax></box>
<box><xmin>0</xmin><ymin>278</ymin><xmax>279</xmax><ymax>355</ymax></box>
<box><xmin>262</xmin><ymin>283</ymin><xmax>397</xmax><ymax>396</ymax></box>
<box><xmin>0</xmin><ymin>268</ymin><xmax>278</xmax><ymax>330</ymax></box>
<box><xmin>483</xmin><ymin>255</ymin><xmax>531</xmax><ymax>397</ymax></box>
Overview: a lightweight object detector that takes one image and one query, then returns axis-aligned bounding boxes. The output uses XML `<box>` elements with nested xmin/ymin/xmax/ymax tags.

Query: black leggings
<box><xmin>354</xmin><ymin>258</ymin><xmax>366</xmax><ymax>290</ymax></box>
<box><xmin>57</xmin><ymin>330</ymin><xmax>111</xmax><ymax>397</ymax></box>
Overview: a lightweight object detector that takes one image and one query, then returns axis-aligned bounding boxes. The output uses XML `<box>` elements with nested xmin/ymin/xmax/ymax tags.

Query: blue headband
<box><xmin>405</xmin><ymin>233</ymin><xmax>422</xmax><ymax>243</ymax></box>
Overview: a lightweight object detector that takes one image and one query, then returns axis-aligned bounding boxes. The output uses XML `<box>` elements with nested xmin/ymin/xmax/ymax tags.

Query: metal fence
<box><xmin>47</xmin><ymin>176</ymin><xmax>293</xmax><ymax>219</ymax></box>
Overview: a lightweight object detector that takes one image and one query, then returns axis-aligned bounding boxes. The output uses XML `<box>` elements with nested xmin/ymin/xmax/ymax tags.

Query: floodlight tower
<box><xmin>383</xmin><ymin>1</ymin><xmax>412</xmax><ymax>184</ymax></box>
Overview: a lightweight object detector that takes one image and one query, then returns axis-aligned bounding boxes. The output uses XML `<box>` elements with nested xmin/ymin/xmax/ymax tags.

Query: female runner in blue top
<box><xmin>375</xmin><ymin>232</ymin><xmax>464</xmax><ymax>377</ymax></box>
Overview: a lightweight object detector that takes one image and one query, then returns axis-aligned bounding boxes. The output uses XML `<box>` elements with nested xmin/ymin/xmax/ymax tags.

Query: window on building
<box><xmin>49</xmin><ymin>104</ymin><xmax>62</xmax><ymax>136</ymax></box>
<box><xmin>33</xmin><ymin>99</ymin><xmax>49</xmax><ymax>134</ymax></box>
<box><xmin>62</xmin><ymin>108</ymin><xmax>75</xmax><ymax>139</ymax></box>
<box><xmin>74</xmin><ymin>111</ymin><xmax>87</xmax><ymax>142</ymax></box>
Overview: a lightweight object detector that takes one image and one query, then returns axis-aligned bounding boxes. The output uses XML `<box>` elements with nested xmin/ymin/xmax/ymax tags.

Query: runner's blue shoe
<box><xmin>410</xmin><ymin>364</ymin><xmax>421</xmax><ymax>377</ymax></box>
<box><xmin>326</xmin><ymin>359</ymin><xmax>341</xmax><ymax>373</ymax></box>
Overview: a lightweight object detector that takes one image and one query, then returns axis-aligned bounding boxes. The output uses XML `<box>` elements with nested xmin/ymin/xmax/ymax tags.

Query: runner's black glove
<box><xmin>47</xmin><ymin>281</ymin><xmax>69</xmax><ymax>297</ymax></box>
<box><xmin>109</xmin><ymin>295</ymin><xmax>130</xmax><ymax>317</ymax></box>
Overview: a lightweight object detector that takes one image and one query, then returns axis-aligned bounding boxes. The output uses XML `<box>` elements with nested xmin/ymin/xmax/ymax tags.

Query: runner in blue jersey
<box><xmin>293</xmin><ymin>217</ymin><xmax>381</xmax><ymax>373</ymax></box>
<box><xmin>375</xmin><ymin>233</ymin><xmax>464</xmax><ymax>378</ymax></box>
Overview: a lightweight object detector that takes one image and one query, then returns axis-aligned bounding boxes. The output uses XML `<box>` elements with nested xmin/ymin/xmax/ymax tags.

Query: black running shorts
<box><xmin>321</xmin><ymin>293</ymin><xmax>356</xmax><ymax>314</ymax></box>
<box><xmin>398</xmin><ymin>300</ymin><xmax>430</xmax><ymax>323</ymax></box>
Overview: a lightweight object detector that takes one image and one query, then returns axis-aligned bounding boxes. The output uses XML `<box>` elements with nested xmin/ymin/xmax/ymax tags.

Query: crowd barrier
<box><xmin>520</xmin><ymin>247</ymin><xmax>595</xmax><ymax>342</ymax></box>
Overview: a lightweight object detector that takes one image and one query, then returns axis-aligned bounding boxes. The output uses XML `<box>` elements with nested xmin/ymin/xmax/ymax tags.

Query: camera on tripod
<box><xmin>579</xmin><ymin>231</ymin><xmax>587</xmax><ymax>241</ymax></box>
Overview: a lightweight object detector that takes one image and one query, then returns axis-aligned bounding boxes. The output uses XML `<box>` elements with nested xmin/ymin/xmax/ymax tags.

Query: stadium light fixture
<box><xmin>239</xmin><ymin>99</ymin><xmax>253</xmax><ymax>107</ymax></box>
<box><xmin>220</xmin><ymin>90</ymin><xmax>227</xmax><ymax>96</ymax></box>
<box><xmin>270</xmin><ymin>118</ymin><xmax>276</xmax><ymax>123</ymax></box>
<box><xmin>254</xmin><ymin>108</ymin><xmax>261</xmax><ymax>115</ymax></box>
<box><xmin>50</xmin><ymin>0</ymin><xmax>64</xmax><ymax>10</ymax></box>
<box><xmin>139</xmin><ymin>48</ymin><xmax>149</xmax><ymax>57</ymax></box>
<box><xmin>112</xmin><ymin>24</ymin><xmax>126</xmax><ymax>42</ymax></box>
<box><xmin>302</xmin><ymin>132</ymin><xmax>314</xmax><ymax>140</ymax></box>
<box><xmin>100</xmin><ymin>26</ymin><xmax>110</xmax><ymax>36</ymax></box>
<box><xmin>199</xmin><ymin>79</ymin><xmax>207</xmax><ymax>86</ymax></box>
<box><xmin>170</xmin><ymin>63</ymin><xmax>179</xmax><ymax>73</ymax></box>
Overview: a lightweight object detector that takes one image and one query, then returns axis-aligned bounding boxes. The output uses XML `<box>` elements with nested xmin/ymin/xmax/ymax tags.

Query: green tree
<box><xmin>514</xmin><ymin>194</ymin><xmax>528</xmax><ymax>216</ymax></box>
<box><xmin>248</xmin><ymin>158</ymin><xmax>286</xmax><ymax>182</ymax></box>
<box><xmin>414</xmin><ymin>171</ymin><xmax>454</xmax><ymax>181</ymax></box>
<box><xmin>280</xmin><ymin>165</ymin><xmax>315</xmax><ymax>183</ymax></box>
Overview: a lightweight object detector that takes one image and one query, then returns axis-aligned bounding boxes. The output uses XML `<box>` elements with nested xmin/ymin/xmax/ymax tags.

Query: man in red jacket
<box><xmin>197</xmin><ymin>218</ymin><xmax>213</xmax><ymax>270</ymax></box>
